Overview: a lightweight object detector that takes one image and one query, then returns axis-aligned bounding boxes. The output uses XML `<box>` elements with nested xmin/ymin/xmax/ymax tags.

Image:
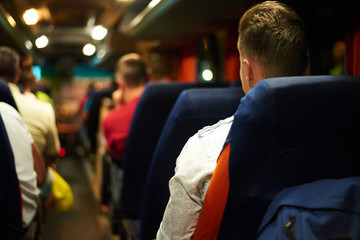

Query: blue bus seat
<box><xmin>0</xmin><ymin>114</ymin><xmax>23</xmax><ymax>239</ymax></box>
<box><xmin>120</xmin><ymin>82</ymin><xmax>228</xmax><ymax>219</ymax></box>
<box><xmin>257</xmin><ymin>176</ymin><xmax>360</xmax><ymax>239</ymax></box>
<box><xmin>194</xmin><ymin>75</ymin><xmax>360</xmax><ymax>239</ymax></box>
<box><xmin>87</xmin><ymin>84</ymin><xmax>117</xmax><ymax>153</ymax></box>
<box><xmin>0</xmin><ymin>80</ymin><xmax>19</xmax><ymax>112</ymax></box>
<box><xmin>140</xmin><ymin>87</ymin><xmax>244</xmax><ymax>240</ymax></box>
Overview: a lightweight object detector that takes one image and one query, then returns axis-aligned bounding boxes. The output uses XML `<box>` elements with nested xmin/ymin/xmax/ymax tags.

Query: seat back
<box><xmin>194</xmin><ymin>75</ymin><xmax>360</xmax><ymax>239</ymax></box>
<box><xmin>0</xmin><ymin>80</ymin><xmax>18</xmax><ymax>111</ymax></box>
<box><xmin>0</xmin><ymin>114</ymin><xmax>23</xmax><ymax>239</ymax></box>
<box><xmin>140</xmin><ymin>87</ymin><xmax>244</xmax><ymax>240</ymax></box>
<box><xmin>257</xmin><ymin>176</ymin><xmax>360</xmax><ymax>239</ymax></box>
<box><xmin>87</xmin><ymin>85</ymin><xmax>117</xmax><ymax>153</ymax></box>
<box><xmin>120</xmin><ymin>82</ymin><xmax>227</xmax><ymax>217</ymax></box>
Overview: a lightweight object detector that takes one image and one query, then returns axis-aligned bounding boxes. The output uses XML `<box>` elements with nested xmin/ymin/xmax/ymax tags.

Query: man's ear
<box><xmin>115</xmin><ymin>74</ymin><xmax>124</xmax><ymax>88</ymax></box>
<box><xmin>243</xmin><ymin>59</ymin><xmax>254</xmax><ymax>86</ymax></box>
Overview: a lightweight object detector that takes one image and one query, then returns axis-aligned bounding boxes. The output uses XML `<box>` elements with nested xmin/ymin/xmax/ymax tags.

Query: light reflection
<box><xmin>97</xmin><ymin>49</ymin><xmax>106</xmax><ymax>58</ymax></box>
<box><xmin>148</xmin><ymin>0</ymin><xmax>162</xmax><ymax>8</ymax></box>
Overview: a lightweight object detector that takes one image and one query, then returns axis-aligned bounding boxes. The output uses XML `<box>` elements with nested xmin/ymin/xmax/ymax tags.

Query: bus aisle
<box><xmin>41</xmin><ymin>155</ymin><xmax>116</xmax><ymax>240</ymax></box>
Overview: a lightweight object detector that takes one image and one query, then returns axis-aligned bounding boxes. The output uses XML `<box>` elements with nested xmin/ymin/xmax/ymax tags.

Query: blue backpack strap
<box><xmin>257</xmin><ymin>177</ymin><xmax>360</xmax><ymax>239</ymax></box>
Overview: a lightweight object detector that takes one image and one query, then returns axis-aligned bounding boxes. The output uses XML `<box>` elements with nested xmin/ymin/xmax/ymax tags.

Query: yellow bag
<box><xmin>51</xmin><ymin>169</ymin><xmax>74</xmax><ymax>212</ymax></box>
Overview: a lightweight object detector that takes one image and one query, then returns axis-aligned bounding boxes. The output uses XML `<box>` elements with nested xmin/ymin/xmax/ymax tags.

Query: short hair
<box><xmin>115</xmin><ymin>53</ymin><xmax>149</xmax><ymax>87</ymax></box>
<box><xmin>238</xmin><ymin>1</ymin><xmax>307</xmax><ymax>77</ymax></box>
<box><xmin>0</xmin><ymin>46</ymin><xmax>20</xmax><ymax>82</ymax></box>
<box><xmin>18</xmin><ymin>69</ymin><xmax>36</xmax><ymax>89</ymax></box>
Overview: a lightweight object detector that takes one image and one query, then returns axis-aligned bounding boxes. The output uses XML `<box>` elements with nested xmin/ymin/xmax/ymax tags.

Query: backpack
<box><xmin>257</xmin><ymin>177</ymin><xmax>360</xmax><ymax>240</ymax></box>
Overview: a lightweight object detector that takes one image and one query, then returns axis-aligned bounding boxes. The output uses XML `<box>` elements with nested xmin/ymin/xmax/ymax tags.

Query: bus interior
<box><xmin>0</xmin><ymin>0</ymin><xmax>359</xmax><ymax>239</ymax></box>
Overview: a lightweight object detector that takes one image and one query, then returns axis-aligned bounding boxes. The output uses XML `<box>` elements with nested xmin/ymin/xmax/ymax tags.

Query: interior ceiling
<box><xmin>0</xmin><ymin>0</ymin><xmax>252</xmax><ymax>69</ymax></box>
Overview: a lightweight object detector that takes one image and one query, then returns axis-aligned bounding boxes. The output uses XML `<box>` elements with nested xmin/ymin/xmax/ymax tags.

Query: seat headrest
<box><xmin>228</xmin><ymin>75</ymin><xmax>360</xmax><ymax>155</ymax></box>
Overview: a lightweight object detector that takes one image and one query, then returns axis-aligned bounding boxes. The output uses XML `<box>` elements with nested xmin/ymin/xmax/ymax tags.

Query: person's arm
<box><xmin>31</xmin><ymin>143</ymin><xmax>46</xmax><ymax>187</ymax></box>
<box><xmin>101</xmin><ymin>110</ymin><xmax>126</xmax><ymax>162</ymax></box>
<box><xmin>157</xmin><ymin>117</ymin><xmax>233</xmax><ymax>239</ymax></box>
<box><xmin>157</xmin><ymin>135</ymin><xmax>213</xmax><ymax>240</ymax></box>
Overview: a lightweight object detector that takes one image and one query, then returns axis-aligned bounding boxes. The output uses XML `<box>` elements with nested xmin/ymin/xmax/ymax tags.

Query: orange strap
<box><xmin>193</xmin><ymin>143</ymin><xmax>231</xmax><ymax>240</ymax></box>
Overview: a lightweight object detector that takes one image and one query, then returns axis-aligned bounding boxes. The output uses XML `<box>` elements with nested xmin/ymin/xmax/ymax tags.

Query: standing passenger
<box><xmin>157</xmin><ymin>1</ymin><xmax>308</xmax><ymax>239</ymax></box>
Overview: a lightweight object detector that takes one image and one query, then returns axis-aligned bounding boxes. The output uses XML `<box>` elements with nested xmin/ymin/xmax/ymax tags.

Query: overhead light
<box><xmin>91</xmin><ymin>25</ymin><xmax>108</xmax><ymax>40</ymax></box>
<box><xmin>35</xmin><ymin>35</ymin><xmax>48</xmax><ymax>48</ymax></box>
<box><xmin>5</xmin><ymin>14</ymin><xmax>16</xmax><ymax>27</ymax></box>
<box><xmin>25</xmin><ymin>40</ymin><xmax>33</xmax><ymax>50</ymax></box>
<box><xmin>202</xmin><ymin>69</ymin><xmax>213</xmax><ymax>81</ymax></box>
<box><xmin>23</xmin><ymin>8</ymin><xmax>39</xmax><ymax>25</ymax></box>
<box><xmin>83</xmin><ymin>43</ymin><xmax>96</xmax><ymax>56</ymax></box>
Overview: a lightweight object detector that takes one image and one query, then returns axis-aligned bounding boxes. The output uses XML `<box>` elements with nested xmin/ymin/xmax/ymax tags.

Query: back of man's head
<box><xmin>0</xmin><ymin>47</ymin><xmax>20</xmax><ymax>83</ymax></box>
<box><xmin>115</xmin><ymin>53</ymin><xmax>149</xmax><ymax>87</ymax></box>
<box><xmin>238</xmin><ymin>1</ymin><xmax>307</xmax><ymax>78</ymax></box>
<box><xmin>19</xmin><ymin>69</ymin><xmax>36</xmax><ymax>90</ymax></box>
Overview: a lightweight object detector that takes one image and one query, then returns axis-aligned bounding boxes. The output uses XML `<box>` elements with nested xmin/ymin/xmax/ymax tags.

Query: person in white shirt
<box><xmin>157</xmin><ymin>1</ymin><xmax>308</xmax><ymax>239</ymax></box>
<box><xmin>0</xmin><ymin>102</ymin><xmax>39</xmax><ymax>228</ymax></box>
<box><xmin>0</xmin><ymin>46</ymin><xmax>49</xmax><ymax>228</ymax></box>
<box><xmin>0</xmin><ymin>46</ymin><xmax>52</xmax><ymax>185</ymax></box>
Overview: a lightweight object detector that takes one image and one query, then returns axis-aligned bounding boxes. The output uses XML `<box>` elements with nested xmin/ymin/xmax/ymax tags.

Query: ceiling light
<box><xmin>83</xmin><ymin>43</ymin><xmax>96</xmax><ymax>56</ymax></box>
<box><xmin>25</xmin><ymin>40</ymin><xmax>33</xmax><ymax>50</ymax></box>
<box><xmin>35</xmin><ymin>35</ymin><xmax>48</xmax><ymax>48</ymax></box>
<box><xmin>23</xmin><ymin>8</ymin><xmax>39</xmax><ymax>25</ymax></box>
<box><xmin>91</xmin><ymin>25</ymin><xmax>108</xmax><ymax>40</ymax></box>
<box><xmin>5</xmin><ymin>14</ymin><xmax>16</xmax><ymax>27</ymax></box>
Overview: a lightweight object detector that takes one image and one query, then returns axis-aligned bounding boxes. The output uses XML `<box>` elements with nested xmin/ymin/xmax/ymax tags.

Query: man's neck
<box><xmin>122</xmin><ymin>84</ymin><xmax>146</xmax><ymax>104</ymax></box>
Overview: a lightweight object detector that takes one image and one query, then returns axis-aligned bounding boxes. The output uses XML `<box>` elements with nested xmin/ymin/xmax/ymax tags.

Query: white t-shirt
<box><xmin>157</xmin><ymin>116</ymin><xmax>233</xmax><ymax>240</ymax></box>
<box><xmin>0</xmin><ymin>102</ymin><xmax>39</xmax><ymax>228</ymax></box>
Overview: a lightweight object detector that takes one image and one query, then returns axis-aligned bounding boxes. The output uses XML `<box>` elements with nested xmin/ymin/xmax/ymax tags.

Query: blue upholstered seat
<box><xmin>0</xmin><ymin>80</ymin><xmax>18</xmax><ymax>112</ymax></box>
<box><xmin>0</xmin><ymin>114</ymin><xmax>23</xmax><ymax>239</ymax></box>
<box><xmin>120</xmin><ymin>82</ymin><xmax>228</xmax><ymax>218</ymax></box>
<box><xmin>195</xmin><ymin>75</ymin><xmax>360</xmax><ymax>239</ymax></box>
<box><xmin>140</xmin><ymin>87</ymin><xmax>244</xmax><ymax>240</ymax></box>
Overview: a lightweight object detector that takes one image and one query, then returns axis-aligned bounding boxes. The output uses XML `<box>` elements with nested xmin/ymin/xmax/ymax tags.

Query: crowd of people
<box><xmin>0</xmin><ymin>47</ymin><xmax>60</xmax><ymax>237</ymax></box>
